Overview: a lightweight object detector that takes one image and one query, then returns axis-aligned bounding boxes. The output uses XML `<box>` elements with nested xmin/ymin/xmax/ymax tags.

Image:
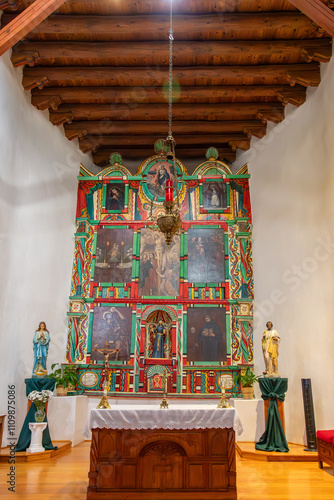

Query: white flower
<box><xmin>27</xmin><ymin>390</ymin><xmax>53</xmax><ymax>402</ymax></box>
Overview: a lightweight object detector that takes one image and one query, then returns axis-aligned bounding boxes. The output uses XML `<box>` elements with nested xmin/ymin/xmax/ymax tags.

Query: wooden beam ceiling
<box><xmin>1</xmin><ymin>12</ymin><xmax>325</xmax><ymax>41</ymax></box>
<box><xmin>31</xmin><ymin>85</ymin><xmax>307</xmax><ymax>110</ymax></box>
<box><xmin>0</xmin><ymin>0</ymin><xmax>68</xmax><ymax>56</ymax></box>
<box><xmin>7</xmin><ymin>1</ymin><xmax>301</xmax><ymax>15</ymax></box>
<box><xmin>10</xmin><ymin>39</ymin><xmax>332</xmax><ymax>67</ymax></box>
<box><xmin>2</xmin><ymin>0</ymin><xmax>333</xmax><ymax>168</ymax></box>
<box><xmin>78</xmin><ymin>134</ymin><xmax>251</xmax><ymax>153</ymax></box>
<box><xmin>22</xmin><ymin>64</ymin><xmax>322</xmax><ymax>90</ymax></box>
<box><xmin>63</xmin><ymin>120</ymin><xmax>267</xmax><ymax>140</ymax></box>
<box><xmin>48</xmin><ymin>103</ymin><xmax>286</xmax><ymax>126</ymax></box>
<box><xmin>288</xmin><ymin>0</ymin><xmax>334</xmax><ymax>37</ymax></box>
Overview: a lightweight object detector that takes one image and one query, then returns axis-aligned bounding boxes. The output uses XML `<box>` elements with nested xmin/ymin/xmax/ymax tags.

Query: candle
<box><xmin>165</xmin><ymin>179</ymin><xmax>173</xmax><ymax>202</ymax></box>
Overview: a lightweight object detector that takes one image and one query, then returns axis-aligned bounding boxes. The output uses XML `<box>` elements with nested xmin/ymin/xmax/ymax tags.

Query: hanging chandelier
<box><xmin>147</xmin><ymin>0</ymin><xmax>182</xmax><ymax>247</ymax></box>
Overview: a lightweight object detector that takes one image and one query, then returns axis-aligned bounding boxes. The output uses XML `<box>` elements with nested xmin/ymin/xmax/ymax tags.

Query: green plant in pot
<box><xmin>48</xmin><ymin>363</ymin><xmax>78</xmax><ymax>396</ymax></box>
<box><xmin>234</xmin><ymin>367</ymin><xmax>260</xmax><ymax>399</ymax></box>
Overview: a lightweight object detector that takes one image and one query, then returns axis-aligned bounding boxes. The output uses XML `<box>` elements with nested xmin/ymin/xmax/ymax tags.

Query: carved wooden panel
<box><xmin>97</xmin><ymin>464</ymin><xmax>114</xmax><ymax>489</ymax></box>
<box><xmin>87</xmin><ymin>427</ymin><xmax>237</xmax><ymax>500</ymax></box>
<box><xmin>211</xmin><ymin>431</ymin><xmax>228</xmax><ymax>456</ymax></box>
<box><xmin>120</xmin><ymin>464</ymin><xmax>137</xmax><ymax>489</ymax></box>
<box><xmin>210</xmin><ymin>463</ymin><xmax>227</xmax><ymax>489</ymax></box>
<box><xmin>188</xmin><ymin>463</ymin><xmax>205</xmax><ymax>489</ymax></box>
<box><xmin>140</xmin><ymin>445</ymin><xmax>184</xmax><ymax>490</ymax></box>
<box><xmin>99</xmin><ymin>431</ymin><xmax>116</xmax><ymax>457</ymax></box>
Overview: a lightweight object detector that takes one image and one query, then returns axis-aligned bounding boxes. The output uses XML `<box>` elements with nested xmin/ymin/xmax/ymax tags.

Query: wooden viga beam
<box><xmin>31</xmin><ymin>85</ymin><xmax>307</xmax><ymax>110</ymax></box>
<box><xmin>10</xmin><ymin>39</ymin><xmax>332</xmax><ymax>67</ymax></box>
<box><xmin>0</xmin><ymin>0</ymin><xmax>68</xmax><ymax>57</ymax></box>
<box><xmin>288</xmin><ymin>0</ymin><xmax>334</xmax><ymax>38</ymax></box>
<box><xmin>63</xmin><ymin>120</ymin><xmax>267</xmax><ymax>141</ymax></box>
<box><xmin>93</xmin><ymin>148</ymin><xmax>237</xmax><ymax>165</ymax></box>
<box><xmin>48</xmin><ymin>102</ymin><xmax>286</xmax><ymax>126</ymax></box>
<box><xmin>78</xmin><ymin>134</ymin><xmax>251</xmax><ymax>154</ymax></box>
<box><xmin>0</xmin><ymin>12</ymin><xmax>322</xmax><ymax>41</ymax></box>
<box><xmin>22</xmin><ymin>64</ymin><xmax>322</xmax><ymax>90</ymax></box>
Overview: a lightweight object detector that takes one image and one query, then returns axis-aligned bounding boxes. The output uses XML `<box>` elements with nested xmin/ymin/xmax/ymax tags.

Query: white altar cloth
<box><xmin>83</xmin><ymin>404</ymin><xmax>243</xmax><ymax>438</ymax></box>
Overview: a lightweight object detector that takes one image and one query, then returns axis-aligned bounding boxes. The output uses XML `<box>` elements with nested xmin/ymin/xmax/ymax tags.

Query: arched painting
<box><xmin>145</xmin><ymin>309</ymin><xmax>173</xmax><ymax>359</ymax></box>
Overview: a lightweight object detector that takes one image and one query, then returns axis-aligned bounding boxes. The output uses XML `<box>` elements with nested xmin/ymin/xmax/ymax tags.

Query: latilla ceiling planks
<box><xmin>2</xmin><ymin>0</ymin><xmax>333</xmax><ymax>167</ymax></box>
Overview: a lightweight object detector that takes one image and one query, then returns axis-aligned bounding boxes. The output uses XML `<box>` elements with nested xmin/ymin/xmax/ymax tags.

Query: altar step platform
<box><xmin>0</xmin><ymin>441</ymin><xmax>71</xmax><ymax>462</ymax></box>
<box><xmin>236</xmin><ymin>442</ymin><xmax>318</xmax><ymax>462</ymax></box>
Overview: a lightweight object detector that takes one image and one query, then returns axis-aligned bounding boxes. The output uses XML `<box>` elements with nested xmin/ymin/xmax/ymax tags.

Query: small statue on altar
<box><xmin>262</xmin><ymin>321</ymin><xmax>280</xmax><ymax>377</ymax></box>
<box><xmin>152</xmin><ymin>319</ymin><xmax>167</xmax><ymax>358</ymax></box>
<box><xmin>32</xmin><ymin>321</ymin><xmax>50</xmax><ymax>377</ymax></box>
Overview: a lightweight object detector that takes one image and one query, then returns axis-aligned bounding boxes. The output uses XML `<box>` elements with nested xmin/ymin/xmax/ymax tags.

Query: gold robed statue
<box><xmin>262</xmin><ymin>321</ymin><xmax>280</xmax><ymax>377</ymax></box>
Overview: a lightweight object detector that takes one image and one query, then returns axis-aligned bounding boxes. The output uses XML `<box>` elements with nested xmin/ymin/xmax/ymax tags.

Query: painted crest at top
<box><xmin>146</xmin><ymin>160</ymin><xmax>175</xmax><ymax>198</ymax></box>
<box><xmin>137</xmin><ymin>155</ymin><xmax>187</xmax><ymax>203</ymax></box>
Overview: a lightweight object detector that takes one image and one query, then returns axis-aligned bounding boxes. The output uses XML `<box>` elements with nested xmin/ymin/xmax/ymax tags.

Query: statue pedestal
<box><xmin>26</xmin><ymin>423</ymin><xmax>48</xmax><ymax>453</ymax></box>
<box><xmin>15</xmin><ymin>378</ymin><xmax>56</xmax><ymax>452</ymax></box>
<box><xmin>256</xmin><ymin>377</ymin><xmax>289</xmax><ymax>452</ymax></box>
<box><xmin>264</xmin><ymin>397</ymin><xmax>285</xmax><ymax>433</ymax></box>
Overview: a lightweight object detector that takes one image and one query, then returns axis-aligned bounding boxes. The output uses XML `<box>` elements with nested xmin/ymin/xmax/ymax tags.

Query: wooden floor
<box><xmin>0</xmin><ymin>441</ymin><xmax>333</xmax><ymax>499</ymax></box>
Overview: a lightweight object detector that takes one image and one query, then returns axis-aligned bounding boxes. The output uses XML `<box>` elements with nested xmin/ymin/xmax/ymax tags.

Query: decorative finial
<box><xmin>154</xmin><ymin>139</ymin><xmax>169</xmax><ymax>155</ymax></box>
<box><xmin>109</xmin><ymin>152</ymin><xmax>123</xmax><ymax>166</ymax></box>
<box><xmin>206</xmin><ymin>147</ymin><xmax>219</xmax><ymax>161</ymax></box>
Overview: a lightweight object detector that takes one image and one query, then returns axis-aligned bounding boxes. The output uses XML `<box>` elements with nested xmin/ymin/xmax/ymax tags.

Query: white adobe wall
<box><xmin>234</xmin><ymin>55</ymin><xmax>334</xmax><ymax>445</ymax></box>
<box><xmin>0</xmin><ymin>52</ymin><xmax>94</xmax><ymax>446</ymax></box>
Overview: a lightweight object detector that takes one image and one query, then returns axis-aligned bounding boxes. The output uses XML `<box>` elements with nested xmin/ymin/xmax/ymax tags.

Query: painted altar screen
<box><xmin>67</xmin><ymin>151</ymin><xmax>253</xmax><ymax>396</ymax></box>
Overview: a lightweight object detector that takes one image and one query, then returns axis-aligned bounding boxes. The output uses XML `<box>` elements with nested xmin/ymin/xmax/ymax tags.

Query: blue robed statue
<box><xmin>32</xmin><ymin>321</ymin><xmax>50</xmax><ymax>376</ymax></box>
<box><xmin>152</xmin><ymin>319</ymin><xmax>167</xmax><ymax>358</ymax></box>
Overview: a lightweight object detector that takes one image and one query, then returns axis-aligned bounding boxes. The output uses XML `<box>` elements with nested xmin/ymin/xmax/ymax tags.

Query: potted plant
<box><xmin>48</xmin><ymin>363</ymin><xmax>78</xmax><ymax>396</ymax></box>
<box><xmin>234</xmin><ymin>367</ymin><xmax>260</xmax><ymax>399</ymax></box>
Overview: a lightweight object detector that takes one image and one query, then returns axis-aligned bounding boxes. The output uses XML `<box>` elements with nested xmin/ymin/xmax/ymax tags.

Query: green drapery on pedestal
<box><xmin>15</xmin><ymin>378</ymin><xmax>57</xmax><ymax>452</ymax></box>
<box><xmin>255</xmin><ymin>377</ymin><xmax>289</xmax><ymax>452</ymax></box>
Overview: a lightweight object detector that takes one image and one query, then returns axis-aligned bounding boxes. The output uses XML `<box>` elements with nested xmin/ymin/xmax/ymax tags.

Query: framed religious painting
<box><xmin>187</xmin><ymin>307</ymin><xmax>227</xmax><ymax>363</ymax></box>
<box><xmin>199</xmin><ymin>181</ymin><xmax>229</xmax><ymax>214</ymax></box>
<box><xmin>138</xmin><ymin>155</ymin><xmax>186</xmax><ymax>204</ymax></box>
<box><xmin>138</xmin><ymin>228</ymin><xmax>180</xmax><ymax>297</ymax></box>
<box><xmin>102</xmin><ymin>182</ymin><xmax>129</xmax><ymax>214</ymax></box>
<box><xmin>94</xmin><ymin>227</ymin><xmax>133</xmax><ymax>284</ymax></box>
<box><xmin>187</xmin><ymin>227</ymin><xmax>225</xmax><ymax>283</ymax></box>
<box><xmin>90</xmin><ymin>305</ymin><xmax>132</xmax><ymax>362</ymax></box>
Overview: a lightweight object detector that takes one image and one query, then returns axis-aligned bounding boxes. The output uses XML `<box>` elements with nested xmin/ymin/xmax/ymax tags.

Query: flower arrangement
<box><xmin>27</xmin><ymin>390</ymin><xmax>53</xmax><ymax>408</ymax></box>
<box><xmin>28</xmin><ymin>390</ymin><xmax>53</xmax><ymax>422</ymax></box>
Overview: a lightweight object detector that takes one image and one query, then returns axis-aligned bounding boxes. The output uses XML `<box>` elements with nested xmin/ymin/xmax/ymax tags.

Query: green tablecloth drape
<box><xmin>255</xmin><ymin>377</ymin><xmax>289</xmax><ymax>453</ymax></box>
<box><xmin>15</xmin><ymin>378</ymin><xmax>57</xmax><ymax>452</ymax></box>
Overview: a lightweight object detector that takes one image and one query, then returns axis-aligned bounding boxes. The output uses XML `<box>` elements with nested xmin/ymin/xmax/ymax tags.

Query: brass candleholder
<box><xmin>160</xmin><ymin>393</ymin><xmax>169</xmax><ymax>409</ymax></box>
<box><xmin>160</xmin><ymin>372</ymin><xmax>171</xmax><ymax>409</ymax></box>
<box><xmin>217</xmin><ymin>385</ymin><xmax>232</xmax><ymax>409</ymax></box>
<box><xmin>97</xmin><ymin>385</ymin><xmax>111</xmax><ymax>410</ymax></box>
